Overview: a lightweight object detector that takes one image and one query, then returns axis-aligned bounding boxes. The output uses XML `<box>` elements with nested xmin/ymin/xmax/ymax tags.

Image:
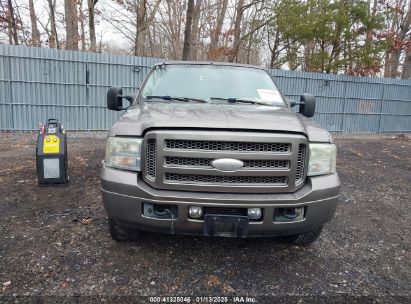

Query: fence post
<box><xmin>6</xmin><ymin>55</ymin><xmax>14</xmax><ymax>130</ymax></box>
<box><xmin>86</xmin><ymin>62</ymin><xmax>89</xmax><ymax>131</ymax></box>
<box><xmin>341</xmin><ymin>80</ymin><xmax>348</xmax><ymax>133</ymax></box>
<box><xmin>377</xmin><ymin>82</ymin><xmax>385</xmax><ymax>133</ymax></box>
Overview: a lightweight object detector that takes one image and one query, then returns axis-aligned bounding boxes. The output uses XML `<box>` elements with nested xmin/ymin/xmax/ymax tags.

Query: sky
<box><xmin>1</xmin><ymin>0</ymin><xmax>128</xmax><ymax>51</ymax></box>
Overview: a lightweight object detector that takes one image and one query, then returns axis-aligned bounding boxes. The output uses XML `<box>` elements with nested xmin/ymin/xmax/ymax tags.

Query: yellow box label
<box><xmin>43</xmin><ymin>135</ymin><xmax>60</xmax><ymax>154</ymax></box>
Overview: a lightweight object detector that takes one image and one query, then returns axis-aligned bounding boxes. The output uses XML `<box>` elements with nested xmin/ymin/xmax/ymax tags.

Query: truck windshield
<box><xmin>141</xmin><ymin>65</ymin><xmax>286</xmax><ymax>106</ymax></box>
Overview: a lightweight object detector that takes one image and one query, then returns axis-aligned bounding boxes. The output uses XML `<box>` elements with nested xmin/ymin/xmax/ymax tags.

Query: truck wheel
<box><xmin>284</xmin><ymin>226</ymin><xmax>323</xmax><ymax>245</ymax></box>
<box><xmin>109</xmin><ymin>219</ymin><xmax>140</xmax><ymax>242</ymax></box>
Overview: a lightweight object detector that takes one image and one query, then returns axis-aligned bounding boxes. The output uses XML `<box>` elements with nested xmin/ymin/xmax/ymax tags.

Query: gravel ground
<box><xmin>0</xmin><ymin>132</ymin><xmax>410</xmax><ymax>303</ymax></box>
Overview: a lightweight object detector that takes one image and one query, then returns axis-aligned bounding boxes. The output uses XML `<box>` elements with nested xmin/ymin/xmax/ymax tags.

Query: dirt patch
<box><xmin>0</xmin><ymin>132</ymin><xmax>410</xmax><ymax>302</ymax></box>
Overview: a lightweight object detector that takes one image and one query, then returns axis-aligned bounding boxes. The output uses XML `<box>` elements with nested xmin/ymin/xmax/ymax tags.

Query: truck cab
<box><xmin>101</xmin><ymin>62</ymin><xmax>340</xmax><ymax>245</ymax></box>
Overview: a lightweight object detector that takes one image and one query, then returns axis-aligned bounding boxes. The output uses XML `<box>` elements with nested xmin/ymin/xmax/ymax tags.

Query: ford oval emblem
<box><xmin>211</xmin><ymin>158</ymin><xmax>244</xmax><ymax>172</ymax></box>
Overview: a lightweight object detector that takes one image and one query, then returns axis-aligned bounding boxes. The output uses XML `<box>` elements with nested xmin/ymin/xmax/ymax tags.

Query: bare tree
<box><xmin>64</xmin><ymin>0</ymin><xmax>79</xmax><ymax>50</ymax></box>
<box><xmin>79</xmin><ymin>0</ymin><xmax>87</xmax><ymax>51</ymax></box>
<box><xmin>189</xmin><ymin>0</ymin><xmax>201</xmax><ymax>60</ymax></box>
<box><xmin>88</xmin><ymin>0</ymin><xmax>98</xmax><ymax>51</ymax></box>
<box><xmin>228</xmin><ymin>0</ymin><xmax>245</xmax><ymax>62</ymax></box>
<box><xmin>208</xmin><ymin>0</ymin><xmax>228</xmax><ymax>60</ymax></box>
<box><xmin>0</xmin><ymin>0</ymin><xmax>404</xmax><ymax>77</ymax></box>
<box><xmin>6</xmin><ymin>0</ymin><xmax>19</xmax><ymax>44</ymax></box>
<box><xmin>400</xmin><ymin>1</ymin><xmax>411</xmax><ymax>79</ymax></box>
<box><xmin>182</xmin><ymin>0</ymin><xmax>195</xmax><ymax>60</ymax></box>
<box><xmin>100</xmin><ymin>0</ymin><xmax>162</xmax><ymax>56</ymax></box>
<box><xmin>385</xmin><ymin>0</ymin><xmax>411</xmax><ymax>78</ymax></box>
<box><xmin>29</xmin><ymin>0</ymin><xmax>41</xmax><ymax>46</ymax></box>
<box><xmin>391</xmin><ymin>19</ymin><xmax>411</xmax><ymax>77</ymax></box>
<box><xmin>0</xmin><ymin>0</ymin><xmax>13</xmax><ymax>44</ymax></box>
<box><xmin>402</xmin><ymin>48</ymin><xmax>411</xmax><ymax>79</ymax></box>
<box><xmin>134</xmin><ymin>0</ymin><xmax>162</xmax><ymax>56</ymax></box>
<box><xmin>46</xmin><ymin>0</ymin><xmax>59</xmax><ymax>49</ymax></box>
<box><xmin>155</xmin><ymin>0</ymin><xmax>185</xmax><ymax>58</ymax></box>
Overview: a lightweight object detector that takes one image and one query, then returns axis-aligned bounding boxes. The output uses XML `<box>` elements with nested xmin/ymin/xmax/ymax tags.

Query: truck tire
<box><xmin>109</xmin><ymin>219</ymin><xmax>140</xmax><ymax>242</ymax></box>
<box><xmin>284</xmin><ymin>226</ymin><xmax>323</xmax><ymax>245</ymax></box>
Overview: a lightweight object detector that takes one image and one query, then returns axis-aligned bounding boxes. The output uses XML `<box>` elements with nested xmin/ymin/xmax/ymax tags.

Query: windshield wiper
<box><xmin>145</xmin><ymin>95</ymin><xmax>208</xmax><ymax>103</ymax></box>
<box><xmin>210</xmin><ymin>97</ymin><xmax>271</xmax><ymax>105</ymax></box>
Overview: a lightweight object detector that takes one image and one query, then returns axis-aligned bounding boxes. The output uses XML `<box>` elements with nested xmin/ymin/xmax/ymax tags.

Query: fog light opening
<box><xmin>284</xmin><ymin>208</ymin><xmax>297</xmax><ymax>219</ymax></box>
<box><xmin>248</xmin><ymin>208</ymin><xmax>262</xmax><ymax>220</ymax></box>
<box><xmin>274</xmin><ymin>207</ymin><xmax>305</xmax><ymax>222</ymax></box>
<box><xmin>188</xmin><ymin>206</ymin><xmax>203</xmax><ymax>219</ymax></box>
<box><xmin>143</xmin><ymin>203</ymin><xmax>177</xmax><ymax>219</ymax></box>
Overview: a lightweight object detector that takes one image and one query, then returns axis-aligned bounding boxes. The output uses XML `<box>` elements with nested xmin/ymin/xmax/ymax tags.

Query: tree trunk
<box><xmin>134</xmin><ymin>0</ymin><xmax>161</xmax><ymax>56</ymax></box>
<box><xmin>208</xmin><ymin>0</ymin><xmax>228</xmax><ymax>60</ymax></box>
<box><xmin>390</xmin><ymin>52</ymin><xmax>402</xmax><ymax>78</ymax></box>
<box><xmin>364</xmin><ymin>0</ymin><xmax>377</xmax><ymax>51</ymax></box>
<box><xmin>29</xmin><ymin>0</ymin><xmax>41</xmax><ymax>46</ymax></box>
<box><xmin>182</xmin><ymin>0</ymin><xmax>195</xmax><ymax>60</ymax></box>
<box><xmin>383</xmin><ymin>52</ymin><xmax>391</xmax><ymax>78</ymax></box>
<box><xmin>384</xmin><ymin>0</ymin><xmax>399</xmax><ymax>77</ymax></box>
<box><xmin>228</xmin><ymin>0</ymin><xmax>245</xmax><ymax>62</ymax></box>
<box><xmin>7</xmin><ymin>22</ymin><xmax>13</xmax><ymax>44</ymax></box>
<box><xmin>400</xmin><ymin>3</ymin><xmax>411</xmax><ymax>79</ymax></box>
<box><xmin>79</xmin><ymin>0</ymin><xmax>86</xmax><ymax>51</ymax></box>
<box><xmin>6</xmin><ymin>11</ymin><xmax>13</xmax><ymax>44</ymax></box>
<box><xmin>148</xmin><ymin>24</ymin><xmax>154</xmax><ymax>57</ymax></box>
<box><xmin>7</xmin><ymin>0</ymin><xmax>19</xmax><ymax>45</ymax></box>
<box><xmin>134</xmin><ymin>0</ymin><xmax>146</xmax><ymax>56</ymax></box>
<box><xmin>246</xmin><ymin>32</ymin><xmax>253</xmax><ymax>64</ymax></box>
<box><xmin>64</xmin><ymin>0</ymin><xmax>79</xmax><ymax>50</ymax></box>
<box><xmin>47</xmin><ymin>0</ymin><xmax>59</xmax><ymax>49</ymax></box>
<box><xmin>189</xmin><ymin>0</ymin><xmax>202</xmax><ymax>60</ymax></box>
<box><xmin>390</xmin><ymin>2</ymin><xmax>411</xmax><ymax>78</ymax></box>
<box><xmin>88</xmin><ymin>0</ymin><xmax>97</xmax><ymax>52</ymax></box>
<box><xmin>268</xmin><ymin>30</ymin><xmax>280</xmax><ymax>68</ymax></box>
<box><xmin>401</xmin><ymin>49</ymin><xmax>411</xmax><ymax>79</ymax></box>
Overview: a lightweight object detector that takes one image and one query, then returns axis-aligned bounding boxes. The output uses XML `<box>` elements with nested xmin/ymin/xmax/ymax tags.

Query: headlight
<box><xmin>105</xmin><ymin>137</ymin><xmax>142</xmax><ymax>171</ymax></box>
<box><xmin>307</xmin><ymin>143</ymin><xmax>336</xmax><ymax>176</ymax></box>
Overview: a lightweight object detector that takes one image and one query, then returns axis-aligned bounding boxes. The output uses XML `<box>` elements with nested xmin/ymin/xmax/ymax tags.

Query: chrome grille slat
<box><xmin>143</xmin><ymin>131</ymin><xmax>307</xmax><ymax>194</ymax></box>
<box><xmin>295</xmin><ymin>144</ymin><xmax>306</xmax><ymax>185</ymax></box>
<box><xmin>165</xmin><ymin>139</ymin><xmax>290</xmax><ymax>153</ymax></box>
<box><xmin>165</xmin><ymin>173</ymin><xmax>288</xmax><ymax>185</ymax></box>
<box><xmin>165</xmin><ymin>156</ymin><xmax>210</xmax><ymax>167</ymax></box>
<box><xmin>164</xmin><ymin>156</ymin><xmax>289</xmax><ymax>169</ymax></box>
<box><xmin>145</xmin><ymin>139</ymin><xmax>156</xmax><ymax>180</ymax></box>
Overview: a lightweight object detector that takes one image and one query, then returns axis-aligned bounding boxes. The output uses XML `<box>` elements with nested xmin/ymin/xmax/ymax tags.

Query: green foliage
<box><xmin>267</xmin><ymin>0</ymin><xmax>389</xmax><ymax>75</ymax></box>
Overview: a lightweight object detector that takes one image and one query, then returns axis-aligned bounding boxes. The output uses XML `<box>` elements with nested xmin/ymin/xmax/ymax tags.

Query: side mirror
<box><xmin>107</xmin><ymin>87</ymin><xmax>134</xmax><ymax>111</ymax></box>
<box><xmin>299</xmin><ymin>93</ymin><xmax>316</xmax><ymax>117</ymax></box>
<box><xmin>286</xmin><ymin>98</ymin><xmax>297</xmax><ymax>108</ymax></box>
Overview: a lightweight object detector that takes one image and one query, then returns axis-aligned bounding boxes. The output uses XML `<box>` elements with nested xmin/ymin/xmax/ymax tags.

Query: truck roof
<box><xmin>153</xmin><ymin>61</ymin><xmax>267</xmax><ymax>71</ymax></box>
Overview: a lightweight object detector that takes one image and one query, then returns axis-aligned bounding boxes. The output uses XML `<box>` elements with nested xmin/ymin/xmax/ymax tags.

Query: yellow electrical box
<box><xmin>43</xmin><ymin>135</ymin><xmax>60</xmax><ymax>154</ymax></box>
<box><xmin>36</xmin><ymin>119</ymin><xmax>68</xmax><ymax>184</ymax></box>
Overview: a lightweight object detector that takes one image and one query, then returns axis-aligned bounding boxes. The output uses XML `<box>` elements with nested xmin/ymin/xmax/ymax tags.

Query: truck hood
<box><xmin>109</xmin><ymin>102</ymin><xmax>330</xmax><ymax>142</ymax></box>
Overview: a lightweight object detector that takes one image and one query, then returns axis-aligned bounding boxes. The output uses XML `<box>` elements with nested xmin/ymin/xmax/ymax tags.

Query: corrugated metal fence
<box><xmin>1</xmin><ymin>45</ymin><xmax>410</xmax><ymax>132</ymax></box>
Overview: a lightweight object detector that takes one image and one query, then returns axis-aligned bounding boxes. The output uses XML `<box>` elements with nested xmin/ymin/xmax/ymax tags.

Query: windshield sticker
<box><xmin>257</xmin><ymin>89</ymin><xmax>281</xmax><ymax>101</ymax></box>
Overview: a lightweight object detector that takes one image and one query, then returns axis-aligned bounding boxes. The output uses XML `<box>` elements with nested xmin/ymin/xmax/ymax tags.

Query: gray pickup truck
<box><xmin>101</xmin><ymin>62</ymin><xmax>340</xmax><ymax>245</ymax></box>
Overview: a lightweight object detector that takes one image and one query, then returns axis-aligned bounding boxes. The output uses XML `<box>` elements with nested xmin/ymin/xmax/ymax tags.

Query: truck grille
<box><xmin>165</xmin><ymin>173</ymin><xmax>288</xmax><ymax>185</ymax></box>
<box><xmin>145</xmin><ymin>139</ymin><xmax>156</xmax><ymax>180</ymax></box>
<box><xmin>143</xmin><ymin>131</ymin><xmax>307</xmax><ymax>193</ymax></box>
<box><xmin>295</xmin><ymin>144</ymin><xmax>306</xmax><ymax>185</ymax></box>
<box><xmin>165</xmin><ymin>140</ymin><xmax>290</xmax><ymax>152</ymax></box>
<box><xmin>165</xmin><ymin>157</ymin><xmax>289</xmax><ymax>169</ymax></box>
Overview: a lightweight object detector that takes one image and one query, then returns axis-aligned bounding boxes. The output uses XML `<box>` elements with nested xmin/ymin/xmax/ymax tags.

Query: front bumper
<box><xmin>101</xmin><ymin>165</ymin><xmax>341</xmax><ymax>237</ymax></box>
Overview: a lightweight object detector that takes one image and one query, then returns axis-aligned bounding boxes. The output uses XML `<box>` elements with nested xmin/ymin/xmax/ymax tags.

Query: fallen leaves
<box><xmin>81</xmin><ymin>218</ymin><xmax>92</xmax><ymax>225</ymax></box>
<box><xmin>206</xmin><ymin>275</ymin><xmax>220</xmax><ymax>286</ymax></box>
<box><xmin>348</xmin><ymin>149</ymin><xmax>365</xmax><ymax>158</ymax></box>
